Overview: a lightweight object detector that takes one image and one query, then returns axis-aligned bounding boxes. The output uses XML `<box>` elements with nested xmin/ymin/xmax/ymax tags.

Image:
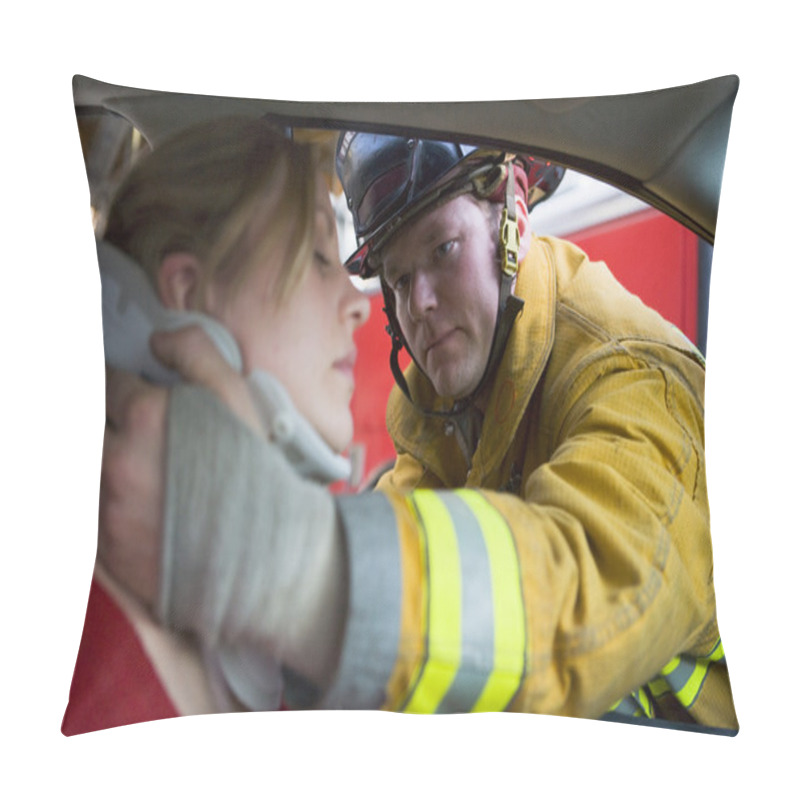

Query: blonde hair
<box><xmin>104</xmin><ymin>116</ymin><xmax>320</xmax><ymax>307</ymax></box>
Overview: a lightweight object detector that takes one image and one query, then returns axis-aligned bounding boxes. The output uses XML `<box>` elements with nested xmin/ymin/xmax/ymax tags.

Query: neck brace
<box><xmin>246</xmin><ymin>369</ymin><xmax>351</xmax><ymax>485</ymax></box>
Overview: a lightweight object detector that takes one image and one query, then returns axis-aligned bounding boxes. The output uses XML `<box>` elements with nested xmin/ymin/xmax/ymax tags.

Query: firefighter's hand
<box><xmin>99</xmin><ymin>366</ymin><xmax>167</xmax><ymax>610</ymax></box>
<box><xmin>150</xmin><ymin>326</ymin><xmax>264</xmax><ymax>437</ymax></box>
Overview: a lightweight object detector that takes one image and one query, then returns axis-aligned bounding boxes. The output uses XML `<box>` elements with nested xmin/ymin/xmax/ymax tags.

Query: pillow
<box><xmin>63</xmin><ymin>74</ymin><xmax>739</xmax><ymax>737</ymax></box>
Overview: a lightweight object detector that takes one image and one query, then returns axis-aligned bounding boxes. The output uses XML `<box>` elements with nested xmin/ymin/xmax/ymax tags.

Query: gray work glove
<box><xmin>159</xmin><ymin>384</ymin><xmax>346</xmax><ymax>694</ymax></box>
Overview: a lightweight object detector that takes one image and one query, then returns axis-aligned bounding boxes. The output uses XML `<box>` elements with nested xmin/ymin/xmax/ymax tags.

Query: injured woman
<box><xmin>63</xmin><ymin>117</ymin><xmax>370</xmax><ymax>734</ymax></box>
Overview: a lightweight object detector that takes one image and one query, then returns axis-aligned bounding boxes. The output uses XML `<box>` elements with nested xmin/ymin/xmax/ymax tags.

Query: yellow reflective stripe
<box><xmin>403</xmin><ymin>491</ymin><xmax>462</xmax><ymax>713</ymax></box>
<box><xmin>637</xmin><ymin>687</ymin><xmax>654</xmax><ymax>718</ymax></box>
<box><xmin>708</xmin><ymin>640</ymin><xmax>725</xmax><ymax>662</ymax></box>
<box><xmin>613</xmin><ymin>642</ymin><xmax>727</xmax><ymax>719</ymax></box>
<box><xmin>675</xmin><ymin>663</ymin><xmax>709</xmax><ymax>707</ymax></box>
<box><xmin>648</xmin><ymin>676</ymin><xmax>670</xmax><ymax>698</ymax></box>
<box><xmin>608</xmin><ymin>686</ymin><xmax>654</xmax><ymax>718</ymax></box>
<box><xmin>660</xmin><ymin>655</ymin><xmax>681</xmax><ymax>675</ymax></box>
<box><xmin>674</xmin><ymin>641</ymin><xmax>725</xmax><ymax>708</ymax></box>
<box><xmin>456</xmin><ymin>490</ymin><xmax>526</xmax><ymax>712</ymax></box>
<box><xmin>648</xmin><ymin>640</ymin><xmax>727</xmax><ymax>710</ymax></box>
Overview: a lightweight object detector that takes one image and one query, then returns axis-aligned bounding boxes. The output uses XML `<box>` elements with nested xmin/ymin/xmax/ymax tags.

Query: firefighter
<box><xmin>99</xmin><ymin>131</ymin><xmax>738</xmax><ymax>732</ymax></box>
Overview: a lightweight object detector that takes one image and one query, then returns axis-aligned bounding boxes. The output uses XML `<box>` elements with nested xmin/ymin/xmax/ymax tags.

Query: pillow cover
<box><xmin>63</xmin><ymin>74</ymin><xmax>739</xmax><ymax>736</ymax></box>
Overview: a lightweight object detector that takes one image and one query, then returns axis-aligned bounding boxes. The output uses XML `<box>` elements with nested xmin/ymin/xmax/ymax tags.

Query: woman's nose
<box><xmin>342</xmin><ymin>274</ymin><xmax>371</xmax><ymax>330</ymax></box>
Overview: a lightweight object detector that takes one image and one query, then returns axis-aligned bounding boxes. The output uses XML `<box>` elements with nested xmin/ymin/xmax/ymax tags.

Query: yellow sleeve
<box><xmin>329</xmin><ymin>349</ymin><xmax>736</xmax><ymax>732</ymax></box>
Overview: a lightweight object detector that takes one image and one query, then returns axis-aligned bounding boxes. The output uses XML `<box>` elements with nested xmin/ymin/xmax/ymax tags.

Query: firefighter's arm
<box><xmin>486</xmin><ymin>354</ymin><xmax>714</xmax><ymax>718</ymax></box>
<box><xmin>325</xmin><ymin>350</ymin><xmax>714</xmax><ymax>718</ymax></box>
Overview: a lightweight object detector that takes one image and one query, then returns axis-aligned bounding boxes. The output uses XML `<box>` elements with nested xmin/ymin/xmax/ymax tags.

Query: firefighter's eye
<box><xmin>435</xmin><ymin>239</ymin><xmax>456</xmax><ymax>259</ymax></box>
<box><xmin>393</xmin><ymin>273</ymin><xmax>410</xmax><ymax>293</ymax></box>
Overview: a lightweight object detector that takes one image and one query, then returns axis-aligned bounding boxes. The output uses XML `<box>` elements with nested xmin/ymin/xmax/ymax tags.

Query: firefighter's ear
<box><xmin>517</xmin><ymin>197</ymin><xmax>532</xmax><ymax>261</ymax></box>
<box><xmin>157</xmin><ymin>252</ymin><xmax>202</xmax><ymax>311</ymax></box>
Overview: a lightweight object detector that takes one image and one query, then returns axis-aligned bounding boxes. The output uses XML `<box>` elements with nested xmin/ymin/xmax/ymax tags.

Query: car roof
<box><xmin>73</xmin><ymin>73</ymin><xmax>738</xmax><ymax>245</ymax></box>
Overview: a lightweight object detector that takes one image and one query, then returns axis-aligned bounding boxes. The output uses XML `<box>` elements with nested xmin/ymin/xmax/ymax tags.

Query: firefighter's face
<box><xmin>381</xmin><ymin>194</ymin><xmax>502</xmax><ymax>401</ymax></box>
<box><xmin>209</xmin><ymin>176</ymin><xmax>370</xmax><ymax>453</ymax></box>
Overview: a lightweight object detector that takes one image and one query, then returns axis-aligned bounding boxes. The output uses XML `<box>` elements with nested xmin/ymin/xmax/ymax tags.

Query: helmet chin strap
<box><xmin>384</xmin><ymin>163</ymin><xmax>524</xmax><ymax>450</ymax></box>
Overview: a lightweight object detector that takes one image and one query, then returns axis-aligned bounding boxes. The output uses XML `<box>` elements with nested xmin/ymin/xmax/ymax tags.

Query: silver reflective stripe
<box><xmin>401</xmin><ymin>490</ymin><xmax>526</xmax><ymax>714</ymax></box>
<box><xmin>609</xmin><ymin>696</ymin><xmax>641</xmax><ymax>716</ymax></box>
<box><xmin>659</xmin><ymin>655</ymin><xmax>697</xmax><ymax>696</ymax></box>
<box><xmin>611</xmin><ymin>640</ymin><xmax>727</xmax><ymax>721</ymax></box>
<box><xmin>322</xmin><ymin>493</ymin><xmax>402</xmax><ymax>709</ymax></box>
<box><xmin>656</xmin><ymin>640</ymin><xmax>725</xmax><ymax>709</ymax></box>
<box><xmin>606</xmin><ymin>687</ymin><xmax>653</xmax><ymax>719</ymax></box>
<box><xmin>434</xmin><ymin>493</ymin><xmax>495</xmax><ymax>713</ymax></box>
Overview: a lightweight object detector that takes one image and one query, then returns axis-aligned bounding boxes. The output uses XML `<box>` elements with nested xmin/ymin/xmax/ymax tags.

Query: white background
<box><xmin>2</xmin><ymin>1</ymin><xmax>795</xmax><ymax>796</ymax></box>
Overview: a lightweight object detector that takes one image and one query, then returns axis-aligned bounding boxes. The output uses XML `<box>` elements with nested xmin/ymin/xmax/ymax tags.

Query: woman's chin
<box><xmin>318</xmin><ymin>416</ymin><xmax>354</xmax><ymax>457</ymax></box>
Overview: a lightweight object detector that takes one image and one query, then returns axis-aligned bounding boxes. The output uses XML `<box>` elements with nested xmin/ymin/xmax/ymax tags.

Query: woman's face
<box><xmin>208</xmin><ymin>175</ymin><xmax>370</xmax><ymax>453</ymax></box>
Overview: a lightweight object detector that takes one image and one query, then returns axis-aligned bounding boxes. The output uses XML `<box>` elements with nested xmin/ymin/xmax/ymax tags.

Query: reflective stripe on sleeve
<box><xmin>456</xmin><ymin>490</ymin><xmax>526</xmax><ymax>712</ymax></box>
<box><xmin>608</xmin><ymin>639</ymin><xmax>727</xmax><ymax>721</ymax></box>
<box><xmin>649</xmin><ymin>639</ymin><xmax>726</xmax><ymax>709</ymax></box>
<box><xmin>401</xmin><ymin>490</ymin><xmax>526</xmax><ymax>713</ymax></box>
<box><xmin>607</xmin><ymin>686</ymin><xmax>655</xmax><ymax>719</ymax></box>
<box><xmin>401</xmin><ymin>491</ymin><xmax>462</xmax><ymax>712</ymax></box>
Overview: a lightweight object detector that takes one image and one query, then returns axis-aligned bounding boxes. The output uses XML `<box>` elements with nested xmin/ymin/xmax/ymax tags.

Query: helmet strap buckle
<box><xmin>499</xmin><ymin>161</ymin><xmax>521</xmax><ymax>277</ymax></box>
<box><xmin>500</xmin><ymin>207</ymin><xmax>520</xmax><ymax>277</ymax></box>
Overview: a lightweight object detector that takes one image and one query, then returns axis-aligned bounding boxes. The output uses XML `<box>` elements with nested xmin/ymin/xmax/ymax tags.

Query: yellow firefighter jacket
<box><xmin>329</xmin><ymin>234</ymin><xmax>737</xmax><ymax>733</ymax></box>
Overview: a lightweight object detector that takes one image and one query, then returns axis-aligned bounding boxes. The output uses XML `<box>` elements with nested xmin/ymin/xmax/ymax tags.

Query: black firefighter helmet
<box><xmin>335</xmin><ymin>130</ymin><xmax>565</xmax><ymax>410</ymax></box>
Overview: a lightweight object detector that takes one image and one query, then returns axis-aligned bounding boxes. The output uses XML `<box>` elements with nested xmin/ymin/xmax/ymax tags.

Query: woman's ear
<box><xmin>157</xmin><ymin>252</ymin><xmax>202</xmax><ymax>311</ymax></box>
